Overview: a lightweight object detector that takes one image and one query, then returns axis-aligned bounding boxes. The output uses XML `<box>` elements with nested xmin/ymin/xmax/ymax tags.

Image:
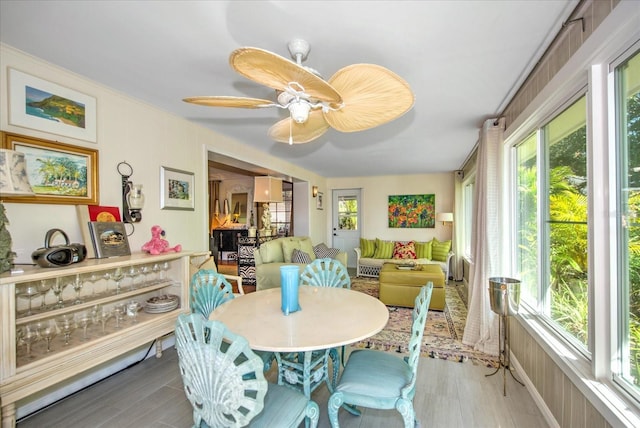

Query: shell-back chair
<box><xmin>190</xmin><ymin>270</ymin><xmax>274</xmax><ymax>372</ymax></box>
<box><xmin>276</xmin><ymin>259</ymin><xmax>351</xmax><ymax>398</ymax></box>
<box><xmin>175</xmin><ymin>314</ymin><xmax>320</xmax><ymax>428</ymax></box>
<box><xmin>327</xmin><ymin>283</ymin><xmax>433</xmax><ymax>428</ymax></box>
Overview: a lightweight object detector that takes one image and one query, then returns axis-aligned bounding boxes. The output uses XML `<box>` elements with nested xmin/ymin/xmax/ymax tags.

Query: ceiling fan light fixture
<box><xmin>289</xmin><ymin>101</ymin><xmax>311</xmax><ymax>123</ymax></box>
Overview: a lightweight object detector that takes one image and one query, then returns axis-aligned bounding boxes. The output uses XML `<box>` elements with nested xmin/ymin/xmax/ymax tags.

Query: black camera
<box><xmin>31</xmin><ymin>229</ymin><xmax>87</xmax><ymax>268</ymax></box>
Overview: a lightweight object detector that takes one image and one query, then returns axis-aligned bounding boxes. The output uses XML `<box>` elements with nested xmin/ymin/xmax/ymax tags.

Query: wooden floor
<box><xmin>17</xmin><ymin>346</ymin><xmax>549</xmax><ymax>428</ymax></box>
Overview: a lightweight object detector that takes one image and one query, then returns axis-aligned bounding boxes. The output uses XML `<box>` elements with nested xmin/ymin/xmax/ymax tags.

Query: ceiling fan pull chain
<box><xmin>289</xmin><ymin>115</ymin><xmax>294</xmax><ymax>145</ymax></box>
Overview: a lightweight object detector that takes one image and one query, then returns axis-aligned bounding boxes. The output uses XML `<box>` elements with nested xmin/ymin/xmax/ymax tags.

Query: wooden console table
<box><xmin>0</xmin><ymin>252</ymin><xmax>194</xmax><ymax>427</ymax></box>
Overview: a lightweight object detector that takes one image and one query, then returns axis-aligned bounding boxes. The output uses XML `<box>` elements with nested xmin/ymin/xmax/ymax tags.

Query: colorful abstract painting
<box><xmin>388</xmin><ymin>194</ymin><xmax>435</xmax><ymax>228</ymax></box>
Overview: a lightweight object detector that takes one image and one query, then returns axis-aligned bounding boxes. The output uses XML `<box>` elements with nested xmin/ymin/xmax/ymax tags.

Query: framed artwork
<box><xmin>160</xmin><ymin>166</ymin><xmax>195</xmax><ymax>210</ymax></box>
<box><xmin>388</xmin><ymin>194</ymin><xmax>435</xmax><ymax>228</ymax></box>
<box><xmin>8</xmin><ymin>68</ymin><xmax>97</xmax><ymax>143</ymax></box>
<box><xmin>88</xmin><ymin>221</ymin><xmax>131</xmax><ymax>258</ymax></box>
<box><xmin>316</xmin><ymin>191</ymin><xmax>324</xmax><ymax>210</ymax></box>
<box><xmin>1</xmin><ymin>132</ymin><xmax>99</xmax><ymax>205</ymax></box>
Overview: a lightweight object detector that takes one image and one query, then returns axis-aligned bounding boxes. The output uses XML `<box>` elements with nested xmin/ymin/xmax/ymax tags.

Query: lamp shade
<box><xmin>436</xmin><ymin>212</ymin><xmax>454</xmax><ymax>223</ymax></box>
<box><xmin>0</xmin><ymin>149</ymin><xmax>34</xmax><ymax>196</ymax></box>
<box><xmin>254</xmin><ymin>176</ymin><xmax>283</xmax><ymax>202</ymax></box>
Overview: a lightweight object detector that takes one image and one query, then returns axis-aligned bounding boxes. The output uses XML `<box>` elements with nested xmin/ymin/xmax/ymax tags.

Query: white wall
<box><xmin>326</xmin><ymin>172</ymin><xmax>455</xmax><ymax>244</ymax></box>
<box><xmin>0</xmin><ymin>44</ymin><xmax>327</xmax><ymax>261</ymax></box>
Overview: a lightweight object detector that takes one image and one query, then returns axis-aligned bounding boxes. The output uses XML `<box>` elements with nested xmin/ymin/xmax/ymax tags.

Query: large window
<box><xmin>463</xmin><ymin>179</ymin><xmax>474</xmax><ymax>258</ymax></box>
<box><xmin>615</xmin><ymin>49</ymin><xmax>640</xmax><ymax>395</ymax></box>
<box><xmin>514</xmin><ymin>95</ymin><xmax>589</xmax><ymax>350</ymax></box>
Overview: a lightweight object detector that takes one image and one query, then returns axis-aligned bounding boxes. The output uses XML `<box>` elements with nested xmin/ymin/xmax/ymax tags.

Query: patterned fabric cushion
<box><xmin>373</xmin><ymin>239</ymin><xmax>394</xmax><ymax>259</ymax></box>
<box><xmin>313</xmin><ymin>243</ymin><xmax>340</xmax><ymax>259</ymax></box>
<box><xmin>415</xmin><ymin>240</ymin><xmax>433</xmax><ymax>259</ymax></box>
<box><xmin>291</xmin><ymin>248</ymin><xmax>313</xmax><ymax>264</ymax></box>
<box><xmin>431</xmin><ymin>238</ymin><xmax>452</xmax><ymax>262</ymax></box>
<box><xmin>359</xmin><ymin>238</ymin><xmax>377</xmax><ymax>258</ymax></box>
<box><xmin>392</xmin><ymin>241</ymin><xmax>416</xmax><ymax>259</ymax></box>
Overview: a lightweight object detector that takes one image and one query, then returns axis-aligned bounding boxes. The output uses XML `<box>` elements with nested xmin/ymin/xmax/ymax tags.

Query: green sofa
<box><xmin>254</xmin><ymin>236</ymin><xmax>348</xmax><ymax>291</ymax></box>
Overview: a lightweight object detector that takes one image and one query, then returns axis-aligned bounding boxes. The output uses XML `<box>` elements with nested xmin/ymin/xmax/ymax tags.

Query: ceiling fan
<box><xmin>183</xmin><ymin>39</ymin><xmax>415</xmax><ymax>144</ymax></box>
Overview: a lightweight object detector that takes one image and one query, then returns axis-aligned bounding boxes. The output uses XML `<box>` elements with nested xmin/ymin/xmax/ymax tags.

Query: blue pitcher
<box><xmin>280</xmin><ymin>265</ymin><xmax>301</xmax><ymax>315</ymax></box>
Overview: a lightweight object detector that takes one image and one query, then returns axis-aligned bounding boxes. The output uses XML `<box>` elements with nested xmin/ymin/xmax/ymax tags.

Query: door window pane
<box><xmin>338</xmin><ymin>195</ymin><xmax>358</xmax><ymax>230</ymax></box>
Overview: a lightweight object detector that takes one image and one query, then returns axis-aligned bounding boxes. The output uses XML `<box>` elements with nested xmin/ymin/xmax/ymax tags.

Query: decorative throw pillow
<box><xmin>392</xmin><ymin>241</ymin><xmax>416</xmax><ymax>259</ymax></box>
<box><xmin>415</xmin><ymin>240</ymin><xmax>433</xmax><ymax>260</ymax></box>
<box><xmin>258</xmin><ymin>239</ymin><xmax>284</xmax><ymax>263</ymax></box>
<box><xmin>359</xmin><ymin>238</ymin><xmax>376</xmax><ymax>258</ymax></box>
<box><xmin>431</xmin><ymin>238</ymin><xmax>452</xmax><ymax>262</ymax></box>
<box><xmin>313</xmin><ymin>243</ymin><xmax>340</xmax><ymax>259</ymax></box>
<box><xmin>291</xmin><ymin>248</ymin><xmax>312</xmax><ymax>264</ymax></box>
<box><xmin>373</xmin><ymin>239</ymin><xmax>394</xmax><ymax>259</ymax></box>
<box><xmin>298</xmin><ymin>237</ymin><xmax>316</xmax><ymax>261</ymax></box>
<box><xmin>281</xmin><ymin>239</ymin><xmax>302</xmax><ymax>263</ymax></box>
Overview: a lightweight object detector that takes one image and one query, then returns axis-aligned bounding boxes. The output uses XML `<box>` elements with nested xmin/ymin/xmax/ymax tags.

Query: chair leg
<box><xmin>396</xmin><ymin>398</ymin><xmax>416</xmax><ymax>428</ymax></box>
<box><xmin>328</xmin><ymin>348</ymin><xmax>340</xmax><ymax>389</ymax></box>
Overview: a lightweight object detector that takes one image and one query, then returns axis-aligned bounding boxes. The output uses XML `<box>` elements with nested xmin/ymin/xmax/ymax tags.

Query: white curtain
<box><xmin>462</xmin><ymin>117</ymin><xmax>505</xmax><ymax>356</ymax></box>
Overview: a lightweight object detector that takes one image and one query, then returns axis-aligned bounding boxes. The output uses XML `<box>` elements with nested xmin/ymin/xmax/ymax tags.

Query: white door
<box><xmin>332</xmin><ymin>189</ymin><xmax>361</xmax><ymax>268</ymax></box>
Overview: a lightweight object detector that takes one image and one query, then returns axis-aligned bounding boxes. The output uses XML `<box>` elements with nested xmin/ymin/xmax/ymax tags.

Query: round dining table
<box><xmin>209</xmin><ymin>285</ymin><xmax>389</xmax><ymax>353</ymax></box>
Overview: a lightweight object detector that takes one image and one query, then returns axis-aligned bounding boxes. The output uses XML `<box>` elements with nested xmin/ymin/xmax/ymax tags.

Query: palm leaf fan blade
<box><xmin>268</xmin><ymin>110</ymin><xmax>329</xmax><ymax>144</ymax></box>
<box><xmin>182</xmin><ymin>96</ymin><xmax>274</xmax><ymax>108</ymax></box>
<box><xmin>325</xmin><ymin>64</ymin><xmax>415</xmax><ymax>132</ymax></box>
<box><xmin>230</xmin><ymin>47</ymin><xmax>342</xmax><ymax>107</ymax></box>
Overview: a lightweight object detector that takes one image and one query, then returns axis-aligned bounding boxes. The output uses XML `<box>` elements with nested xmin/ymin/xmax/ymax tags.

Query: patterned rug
<box><xmin>351</xmin><ymin>277</ymin><xmax>499</xmax><ymax>367</ymax></box>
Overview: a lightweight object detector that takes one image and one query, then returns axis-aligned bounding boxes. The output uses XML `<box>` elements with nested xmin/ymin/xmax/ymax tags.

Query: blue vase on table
<box><xmin>280</xmin><ymin>265</ymin><xmax>301</xmax><ymax>315</ymax></box>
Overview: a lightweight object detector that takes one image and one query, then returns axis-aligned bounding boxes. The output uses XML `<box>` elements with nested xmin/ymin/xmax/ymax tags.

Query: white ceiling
<box><xmin>0</xmin><ymin>1</ymin><xmax>576</xmax><ymax>178</ymax></box>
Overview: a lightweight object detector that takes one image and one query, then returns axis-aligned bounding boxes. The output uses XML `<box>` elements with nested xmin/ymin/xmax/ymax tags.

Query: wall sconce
<box><xmin>312</xmin><ymin>185</ymin><xmax>318</xmax><ymax>198</ymax></box>
<box><xmin>118</xmin><ymin>161</ymin><xmax>144</xmax><ymax>223</ymax></box>
<box><xmin>436</xmin><ymin>212</ymin><xmax>454</xmax><ymax>225</ymax></box>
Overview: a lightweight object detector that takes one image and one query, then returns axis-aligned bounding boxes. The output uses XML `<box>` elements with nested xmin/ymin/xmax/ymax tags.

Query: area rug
<box><xmin>351</xmin><ymin>277</ymin><xmax>499</xmax><ymax>367</ymax></box>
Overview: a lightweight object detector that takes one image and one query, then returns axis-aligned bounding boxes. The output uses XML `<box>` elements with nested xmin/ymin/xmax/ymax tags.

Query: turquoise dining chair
<box><xmin>175</xmin><ymin>314</ymin><xmax>320</xmax><ymax>428</ymax></box>
<box><xmin>190</xmin><ymin>270</ymin><xmax>274</xmax><ymax>372</ymax></box>
<box><xmin>276</xmin><ymin>258</ymin><xmax>350</xmax><ymax>398</ymax></box>
<box><xmin>327</xmin><ymin>282</ymin><xmax>433</xmax><ymax>428</ymax></box>
<box><xmin>300</xmin><ymin>257</ymin><xmax>351</xmax><ymax>368</ymax></box>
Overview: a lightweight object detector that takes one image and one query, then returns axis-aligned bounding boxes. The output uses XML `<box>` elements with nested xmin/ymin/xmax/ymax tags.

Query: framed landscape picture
<box><xmin>388</xmin><ymin>194</ymin><xmax>435</xmax><ymax>228</ymax></box>
<box><xmin>160</xmin><ymin>166</ymin><xmax>195</xmax><ymax>210</ymax></box>
<box><xmin>8</xmin><ymin>68</ymin><xmax>97</xmax><ymax>143</ymax></box>
<box><xmin>1</xmin><ymin>132</ymin><xmax>99</xmax><ymax>205</ymax></box>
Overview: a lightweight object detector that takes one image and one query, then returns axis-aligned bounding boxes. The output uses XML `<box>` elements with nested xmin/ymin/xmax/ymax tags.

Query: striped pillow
<box><xmin>313</xmin><ymin>244</ymin><xmax>340</xmax><ymax>259</ymax></box>
<box><xmin>431</xmin><ymin>238</ymin><xmax>451</xmax><ymax>262</ymax></box>
<box><xmin>415</xmin><ymin>241</ymin><xmax>432</xmax><ymax>259</ymax></box>
<box><xmin>373</xmin><ymin>239</ymin><xmax>394</xmax><ymax>259</ymax></box>
<box><xmin>359</xmin><ymin>238</ymin><xmax>376</xmax><ymax>258</ymax></box>
<box><xmin>292</xmin><ymin>248</ymin><xmax>313</xmax><ymax>264</ymax></box>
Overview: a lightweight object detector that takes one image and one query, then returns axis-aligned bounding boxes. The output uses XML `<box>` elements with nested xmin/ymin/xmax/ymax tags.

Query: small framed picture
<box><xmin>88</xmin><ymin>221</ymin><xmax>131</xmax><ymax>258</ymax></box>
<box><xmin>8</xmin><ymin>68</ymin><xmax>97</xmax><ymax>143</ymax></box>
<box><xmin>316</xmin><ymin>192</ymin><xmax>324</xmax><ymax>210</ymax></box>
<box><xmin>160</xmin><ymin>166</ymin><xmax>195</xmax><ymax>210</ymax></box>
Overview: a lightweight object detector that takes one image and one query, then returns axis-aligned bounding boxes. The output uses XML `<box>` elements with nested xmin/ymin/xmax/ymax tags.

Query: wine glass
<box><xmin>37</xmin><ymin>279</ymin><xmax>52</xmax><ymax>311</ymax></box>
<box><xmin>160</xmin><ymin>261</ymin><xmax>170</xmax><ymax>280</ymax></box>
<box><xmin>125</xmin><ymin>266</ymin><xmax>139</xmax><ymax>291</ymax></box>
<box><xmin>51</xmin><ymin>278</ymin><xmax>67</xmax><ymax>309</ymax></box>
<box><xmin>77</xmin><ymin>311</ymin><xmax>92</xmax><ymax>341</ymax></box>
<box><xmin>84</xmin><ymin>272</ymin><xmax>100</xmax><ymax>296</ymax></box>
<box><xmin>151</xmin><ymin>263</ymin><xmax>161</xmax><ymax>283</ymax></box>
<box><xmin>57</xmin><ymin>314</ymin><xmax>76</xmax><ymax>346</ymax></box>
<box><xmin>16</xmin><ymin>283</ymin><xmax>42</xmax><ymax>316</ymax></box>
<box><xmin>126</xmin><ymin>300</ymin><xmax>140</xmax><ymax>324</ymax></box>
<box><xmin>71</xmin><ymin>274</ymin><xmax>84</xmax><ymax>304</ymax></box>
<box><xmin>19</xmin><ymin>325</ymin><xmax>39</xmax><ymax>359</ymax></box>
<box><xmin>36</xmin><ymin>319</ymin><xmax>58</xmax><ymax>352</ymax></box>
<box><xmin>113</xmin><ymin>304</ymin><xmax>127</xmax><ymax>329</ymax></box>
<box><xmin>112</xmin><ymin>268</ymin><xmax>125</xmax><ymax>295</ymax></box>
<box><xmin>95</xmin><ymin>307</ymin><xmax>113</xmax><ymax>335</ymax></box>
<box><xmin>139</xmin><ymin>265</ymin><xmax>150</xmax><ymax>287</ymax></box>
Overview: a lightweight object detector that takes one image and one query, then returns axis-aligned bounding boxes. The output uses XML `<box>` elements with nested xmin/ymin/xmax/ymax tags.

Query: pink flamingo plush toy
<box><xmin>141</xmin><ymin>225</ymin><xmax>182</xmax><ymax>255</ymax></box>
